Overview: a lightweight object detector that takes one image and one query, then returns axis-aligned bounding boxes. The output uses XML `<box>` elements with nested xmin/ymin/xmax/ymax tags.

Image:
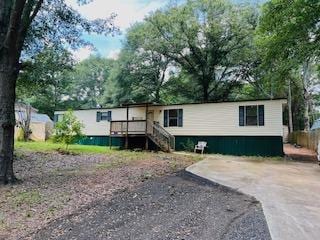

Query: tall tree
<box><xmin>0</xmin><ymin>0</ymin><xmax>116</xmax><ymax>184</ymax></box>
<box><xmin>257</xmin><ymin>0</ymin><xmax>320</xmax><ymax>130</ymax></box>
<box><xmin>17</xmin><ymin>46</ymin><xmax>74</xmax><ymax>117</ymax></box>
<box><xmin>68</xmin><ymin>56</ymin><xmax>113</xmax><ymax>108</ymax></box>
<box><xmin>107</xmin><ymin>23</ymin><xmax>172</xmax><ymax>105</ymax></box>
<box><xmin>143</xmin><ymin>0</ymin><xmax>258</xmax><ymax>102</ymax></box>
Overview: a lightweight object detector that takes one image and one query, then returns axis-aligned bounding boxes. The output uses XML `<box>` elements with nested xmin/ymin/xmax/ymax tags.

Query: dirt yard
<box><xmin>0</xmin><ymin>148</ymin><xmax>201</xmax><ymax>239</ymax></box>
<box><xmin>284</xmin><ymin>143</ymin><xmax>318</xmax><ymax>162</ymax></box>
<box><xmin>30</xmin><ymin>172</ymin><xmax>270</xmax><ymax>240</ymax></box>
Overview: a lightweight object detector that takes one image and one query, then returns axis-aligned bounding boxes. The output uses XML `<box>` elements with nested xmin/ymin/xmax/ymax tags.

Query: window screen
<box><xmin>97</xmin><ymin>111</ymin><xmax>112</xmax><ymax>122</ymax></box>
<box><xmin>246</xmin><ymin>105</ymin><xmax>258</xmax><ymax>126</ymax></box>
<box><xmin>239</xmin><ymin>105</ymin><xmax>264</xmax><ymax>126</ymax></box>
<box><xmin>164</xmin><ymin>109</ymin><xmax>183</xmax><ymax>127</ymax></box>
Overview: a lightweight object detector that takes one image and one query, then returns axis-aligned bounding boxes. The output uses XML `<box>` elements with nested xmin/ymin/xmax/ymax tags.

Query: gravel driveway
<box><xmin>29</xmin><ymin>172</ymin><xmax>271</xmax><ymax>240</ymax></box>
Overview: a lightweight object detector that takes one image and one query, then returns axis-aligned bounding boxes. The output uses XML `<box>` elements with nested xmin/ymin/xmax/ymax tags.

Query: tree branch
<box><xmin>148</xmin><ymin>18</ymin><xmax>199</xmax><ymax>74</ymax></box>
<box><xmin>17</xmin><ymin>0</ymin><xmax>43</xmax><ymax>53</ymax></box>
<box><xmin>3</xmin><ymin>0</ymin><xmax>26</xmax><ymax>55</ymax></box>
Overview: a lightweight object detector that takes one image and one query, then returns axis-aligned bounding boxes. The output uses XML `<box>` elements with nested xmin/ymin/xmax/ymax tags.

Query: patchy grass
<box><xmin>0</xmin><ymin>213</ymin><xmax>7</xmax><ymax>232</ymax></box>
<box><xmin>1</xmin><ymin>147</ymin><xmax>199</xmax><ymax>239</ymax></box>
<box><xmin>94</xmin><ymin>158</ymin><xmax>136</xmax><ymax>170</ymax></box>
<box><xmin>204</xmin><ymin>153</ymin><xmax>285</xmax><ymax>164</ymax></box>
<box><xmin>11</xmin><ymin>190</ymin><xmax>42</xmax><ymax>207</ymax></box>
<box><xmin>140</xmin><ymin>171</ymin><xmax>154</xmax><ymax>181</ymax></box>
<box><xmin>15</xmin><ymin>141</ymin><xmax>116</xmax><ymax>154</ymax></box>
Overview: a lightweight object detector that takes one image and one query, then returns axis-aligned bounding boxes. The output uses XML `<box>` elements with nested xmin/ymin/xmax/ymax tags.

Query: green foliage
<box><xmin>53</xmin><ymin>110</ymin><xmax>84</xmax><ymax>150</ymax></box>
<box><xmin>14</xmin><ymin>0</ymin><xmax>319</xmax><ymax>133</ymax></box>
<box><xmin>106</xmin><ymin>23</ymin><xmax>172</xmax><ymax>105</ymax></box>
<box><xmin>140</xmin><ymin>0</ymin><xmax>258</xmax><ymax>102</ymax></box>
<box><xmin>257</xmin><ymin>0</ymin><xmax>320</xmax><ymax>64</ymax></box>
<box><xmin>68</xmin><ymin>56</ymin><xmax>114</xmax><ymax>108</ymax></box>
<box><xmin>14</xmin><ymin>0</ymin><xmax>117</xmax><ymax>118</ymax></box>
<box><xmin>315</xmin><ymin>94</ymin><xmax>320</xmax><ymax>107</ymax></box>
<box><xmin>94</xmin><ymin>155</ymin><xmax>141</xmax><ymax>170</ymax></box>
<box><xmin>15</xmin><ymin>141</ymin><xmax>116</xmax><ymax>154</ymax></box>
<box><xmin>17</xmin><ymin>52</ymin><xmax>115</xmax><ymax>116</ymax></box>
<box><xmin>17</xmin><ymin>46</ymin><xmax>74</xmax><ymax>117</ymax></box>
<box><xmin>105</xmin><ymin>0</ymin><xmax>258</xmax><ymax>104</ymax></box>
<box><xmin>24</xmin><ymin>1</ymin><xmax>117</xmax><ymax>58</ymax></box>
<box><xmin>180</xmin><ymin>138</ymin><xmax>195</xmax><ymax>152</ymax></box>
<box><xmin>12</xmin><ymin>190</ymin><xmax>42</xmax><ymax>207</ymax></box>
<box><xmin>256</xmin><ymin>0</ymin><xmax>320</xmax><ymax>130</ymax></box>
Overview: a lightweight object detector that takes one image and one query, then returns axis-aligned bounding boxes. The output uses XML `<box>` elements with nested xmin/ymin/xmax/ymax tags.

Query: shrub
<box><xmin>52</xmin><ymin>110</ymin><xmax>83</xmax><ymax>150</ymax></box>
<box><xmin>180</xmin><ymin>138</ymin><xmax>195</xmax><ymax>152</ymax></box>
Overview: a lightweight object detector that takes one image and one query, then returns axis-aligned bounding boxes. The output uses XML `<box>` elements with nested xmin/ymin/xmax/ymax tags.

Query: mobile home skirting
<box><xmin>77</xmin><ymin>136</ymin><xmax>123</xmax><ymax>147</ymax></box>
<box><xmin>174</xmin><ymin>135</ymin><xmax>283</xmax><ymax>156</ymax></box>
<box><xmin>76</xmin><ymin>135</ymin><xmax>283</xmax><ymax>156</ymax></box>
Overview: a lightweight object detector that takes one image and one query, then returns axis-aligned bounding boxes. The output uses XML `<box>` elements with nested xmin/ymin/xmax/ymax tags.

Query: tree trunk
<box><xmin>303</xmin><ymin>88</ymin><xmax>310</xmax><ymax>131</ymax></box>
<box><xmin>287</xmin><ymin>79</ymin><xmax>293</xmax><ymax>133</ymax></box>
<box><xmin>0</xmin><ymin>62</ymin><xmax>18</xmax><ymax>184</ymax></box>
<box><xmin>24</xmin><ymin>104</ymin><xmax>32</xmax><ymax>141</ymax></box>
<box><xmin>302</xmin><ymin>60</ymin><xmax>311</xmax><ymax>131</ymax></box>
<box><xmin>202</xmin><ymin>83</ymin><xmax>209</xmax><ymax>102</ymax></box>
<box><xmin>154</xmin><ymin>88</ymin><xmax>160</xmax><ymax>103</ymax></box>
<box><xmin>0</xmin><ymin>0</ymin><xmax>44</xmax><ymax>184</ymax></box>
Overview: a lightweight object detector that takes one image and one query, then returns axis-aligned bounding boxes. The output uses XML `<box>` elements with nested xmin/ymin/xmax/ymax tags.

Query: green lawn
<box><xmin>15</xmin><ymin>141</ymin><xmax>116</xmax><ymax>154</ymax></box>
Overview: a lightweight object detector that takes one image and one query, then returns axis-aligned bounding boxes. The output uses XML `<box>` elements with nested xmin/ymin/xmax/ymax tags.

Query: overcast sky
<box><xmin>66</xmin><ymin>0</ymin><xmax>170</xmax><ymax>61</ymax></box>
<box><xmin>67</xmin><ymin>0</ymin><xmax>264</xmax><ymax>61</ymax></box>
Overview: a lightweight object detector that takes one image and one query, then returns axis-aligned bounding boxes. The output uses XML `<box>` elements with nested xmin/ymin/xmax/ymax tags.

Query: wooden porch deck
<box><xmin>109</xmin><ymin>120</ymin><xmax>175</xmax><ymax>152</ymax></box>
<box><xmin>110</xmin><ymin>120</ymin><xmax>147</xmax><ymax>136</ymax></box>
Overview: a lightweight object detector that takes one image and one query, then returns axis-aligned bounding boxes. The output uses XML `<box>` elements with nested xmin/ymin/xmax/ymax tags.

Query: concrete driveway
<box><xmin>186</xmin><ymin>155</ymin><xmax>320</xmax><ymax>240</ymax></box>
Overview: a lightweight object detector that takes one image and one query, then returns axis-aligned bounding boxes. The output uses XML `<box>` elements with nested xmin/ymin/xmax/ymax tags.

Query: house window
<box><xmin>97</xmin><ymin>111</ymin><xmax>112</xmax><ymax>122</ymax></box>
<box><xmin>164</xmin><ymin>109</ymin><xmax>183</xmax><ymax>127</ymax></box>
<box><xmin>239</xmin><ymin>105</ymin><xmax>264</xmax><ymax>126</ymax></box>
<box><xmin>54</xmin><ymin>114</ymin><xmax>64</xmax><ymax>122</ymax></box>
<box><xmin>246</xmin><ymin>105</ymin><xmax>258</xmax><ymax>126</ymax></box>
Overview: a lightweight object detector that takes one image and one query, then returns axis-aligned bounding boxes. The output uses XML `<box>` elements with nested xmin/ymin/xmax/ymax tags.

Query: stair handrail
<box><xmin>154</xmin><ymin>121</ymin><xmax>175</xmax><ymax>150</ymax></box>
<box><xmin>146</xmin><ymin>119</ymin><xmax>175</xmax><ymax>151</ymax></box>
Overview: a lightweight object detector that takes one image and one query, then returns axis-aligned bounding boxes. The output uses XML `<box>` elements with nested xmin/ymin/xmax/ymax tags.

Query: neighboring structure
<box><xmin>15</xmin><ymin>103</ymin><xmax>53</xmax><ymax>141</ymax></box>
<box><xmin>311</xmin><ymin>119</ymin><xmax>320</xmax><ymax>131</ymax></box>
<box><xmin>54</xmin><ymin>98</ymin><xmax>286</xmax><ymax>156</ymax></box>
<box><xmin>282</xmin><ymin>125</ymin><xmax>289</xmax><ymax>143</ymax></box>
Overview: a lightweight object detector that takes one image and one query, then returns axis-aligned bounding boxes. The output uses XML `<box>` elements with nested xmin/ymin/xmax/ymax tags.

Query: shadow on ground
<box><xmin>29</xmin><ymin>171</ymin><xmax>271</xmax><ymax>240</ymax></box>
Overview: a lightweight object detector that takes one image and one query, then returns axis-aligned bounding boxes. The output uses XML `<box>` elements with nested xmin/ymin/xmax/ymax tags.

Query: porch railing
<box><xmin>110</xmin><ymin>119</ymin><xmax>175</xmax><ymax>152</ymax></box>
<box><xmin>110</xmin><ymin>120</ymin><xmax>146</xmax><ymax>135</ymax></box>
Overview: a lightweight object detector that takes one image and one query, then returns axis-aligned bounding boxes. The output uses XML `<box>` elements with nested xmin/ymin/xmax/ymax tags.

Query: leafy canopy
<box><xmin>256</xmin><ymin>0</ymin><xmax>320</xmax><ymax>64</ymax></box>
<box><xmin>53</xmin><ymin>110</ymin><xmax>83</xmax><ymax>149</ymax></box>
<box><xmin>17</xmin><ymin>46</ymin><xmax>74</xmax><ymax>117</ymax></box>
<box><xmin>141</xmin><ymin>0</ymin><xmax>258</xmax><ymax>101</ymax></box>
<box><xmin>67</xmin><ymin>56</ymin><xmax>113</xmax><ymax>108</ymax></box>
<box><xmin>23</xmin><ymin>0</ymin><xmax>118</xmax><ymax>58</ymax></box>
<box><xmin>108</xmin><ymin>23</ymin><xmax>172</xmax><ymax>105</ymax></box>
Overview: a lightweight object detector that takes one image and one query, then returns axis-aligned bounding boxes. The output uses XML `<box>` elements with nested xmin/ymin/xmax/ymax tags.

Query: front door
<box><xmin>147</xmin><ymin>110</ymin><xmax>154</xmax><ymax>122</ymax></box>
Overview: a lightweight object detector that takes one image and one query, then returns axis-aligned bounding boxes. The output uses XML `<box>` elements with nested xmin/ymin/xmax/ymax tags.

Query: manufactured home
<box><xmin>54</xmin><ymin>98</ymin><xmax>286</xmax><ymax>156</ymax></box>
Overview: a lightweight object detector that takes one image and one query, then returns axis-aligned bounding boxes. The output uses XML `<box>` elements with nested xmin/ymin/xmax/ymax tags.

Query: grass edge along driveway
<box><xmin>1</xmin><ymin>141</ymin><xmax>202</xmax><ymax>239</ymax></box>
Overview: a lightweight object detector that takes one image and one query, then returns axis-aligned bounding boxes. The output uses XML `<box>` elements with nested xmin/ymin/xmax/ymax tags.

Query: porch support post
<box><xmin>125</xmin><ymin>105</ymin><xmax>129</xmax><ymax>149</ymax></box>
<box><xmin>109</xmin><ymin>127</ymin><xmax>112</xmax><ymax>150</ymax></box>
<box><xmin>145</xmin><ymin>103</ymin><xmax>149</xmax><ymax>150</ymax></box>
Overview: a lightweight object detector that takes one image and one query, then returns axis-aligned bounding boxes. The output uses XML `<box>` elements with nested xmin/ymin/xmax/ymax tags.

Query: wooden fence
<box><xmin>289</xmin><ymin>130</ymin><xmax>320</xmax><ymax>151</ymax></box>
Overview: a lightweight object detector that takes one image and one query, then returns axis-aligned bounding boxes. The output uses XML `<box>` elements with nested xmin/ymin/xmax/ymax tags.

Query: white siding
<box><xmin>154</xmin><ymin>100</ymin><xmax>285</xmax><ymax>136</ymax></box>
<box><xmin>55</xmin><ymin>99</ymin><xmax>286</xmax><ymax>137</ymax></box>
<box><xmin>55</xmin><ymin>107</ymin><xmax>146</xmax><ymax>136</ymax></box>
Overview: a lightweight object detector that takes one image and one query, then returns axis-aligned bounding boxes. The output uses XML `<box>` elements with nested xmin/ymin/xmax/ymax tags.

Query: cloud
<box><xmin>107</xmin><ymin>49</ymin><xmax>121</xmax><ymax>60</ymax></box>
<box><xmin>66</xmin><ymin>0</ymin><xmax>168</xmax><ymax>30</ymax></box>
<box><xmin>65</xmin><ymin>0</ymin><xmax>170</xmax><ymax>59</ymax></box>
<box><xmin>72</xmin><ymin>46</ymin><xmax>94</xmax><ymax>61</ymax></box>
